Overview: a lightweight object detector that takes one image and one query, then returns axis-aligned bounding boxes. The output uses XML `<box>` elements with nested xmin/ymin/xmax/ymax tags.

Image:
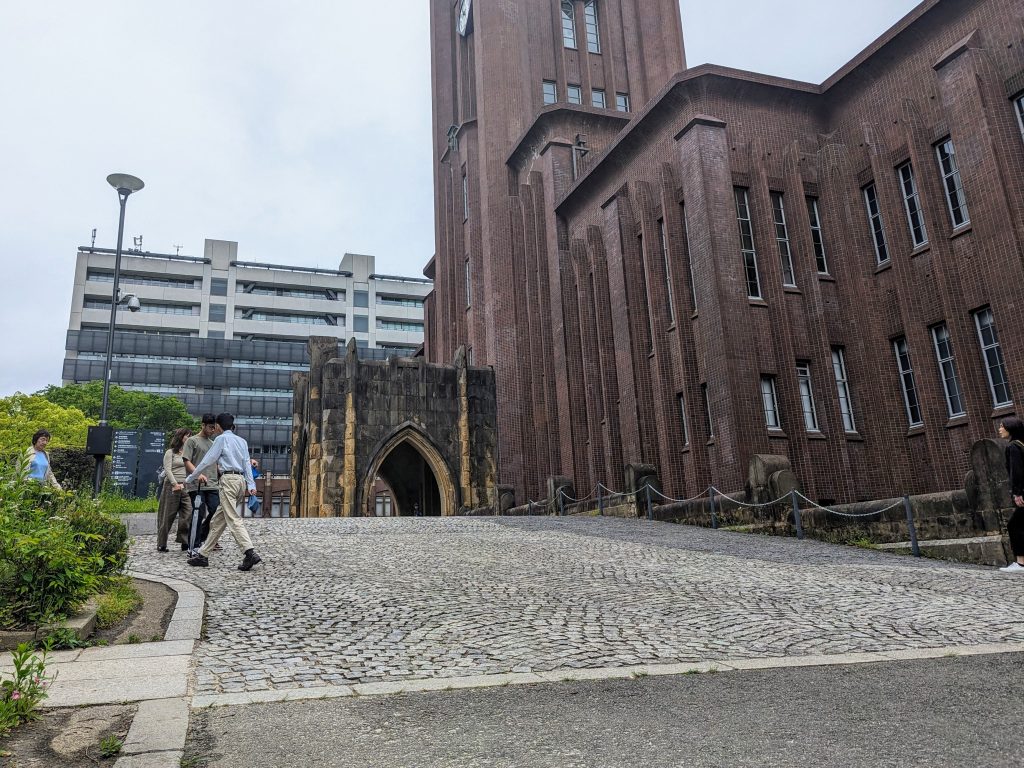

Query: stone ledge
<box><xmin>0</xmin><ymin>600</ymin><xmax>98</xmax><ymax>651</ymax></box>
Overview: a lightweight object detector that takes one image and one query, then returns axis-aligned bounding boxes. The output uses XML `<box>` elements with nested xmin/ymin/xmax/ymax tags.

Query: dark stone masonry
<box><xmin>291</xmin><ymin>338</ymin><xmax>498</xmax><ymax>517</ymax></box>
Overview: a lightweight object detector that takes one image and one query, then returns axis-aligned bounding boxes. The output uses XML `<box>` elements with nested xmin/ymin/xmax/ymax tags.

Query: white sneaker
<box><xmin>998</xmin><ymin>562</ymin><xmax>1024</xmax><ymax>573</ymax></box>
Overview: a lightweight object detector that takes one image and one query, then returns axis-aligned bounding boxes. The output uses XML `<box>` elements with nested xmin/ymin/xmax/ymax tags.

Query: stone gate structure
<box><xmin>290</xmin><ymin>338</ymin><xmax>498</xmax><ymax>517</ymax></box>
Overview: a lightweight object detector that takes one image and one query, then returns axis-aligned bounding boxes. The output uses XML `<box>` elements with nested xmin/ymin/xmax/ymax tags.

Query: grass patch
<box><xmin>95</xmin><ymin>577</ymin><xmax>143</xmax><ymax>629</ymax></box>
<box><xmin>98</xmin><ymin>494</ymin><xmax>159</xmax><ymax>515</ymax></box>
<box><xmin>98</xmin><ymin>734</ymin><xmax>123</xmax><ymax>758</ymax></box>
<box><xmin>849</xmin><ymin>536</ymin><xmax>878</xmax><ymax>550</ymax></box>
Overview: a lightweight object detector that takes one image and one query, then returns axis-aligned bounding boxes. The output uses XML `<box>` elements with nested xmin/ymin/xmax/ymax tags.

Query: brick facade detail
<box><xmin>426</xmin><ymin>0</ymin><xmax>1024</xmax><ymax>505</ymax></box>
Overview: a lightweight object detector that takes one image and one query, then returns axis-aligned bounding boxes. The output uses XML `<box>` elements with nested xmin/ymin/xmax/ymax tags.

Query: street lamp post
<box><xmin>92</xmin><ymin>173</ymin><xmax>145</xmax><ymax>496</ymax></box>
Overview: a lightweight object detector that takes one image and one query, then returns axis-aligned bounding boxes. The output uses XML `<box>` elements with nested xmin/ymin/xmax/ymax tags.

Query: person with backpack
<box><xmin>157</xmin><ymin>427</ymin><xmax>192</xmax><ymax>553</ymax></box>
<box><xmin>998</xmin><ymin>416</ymin><xmax>1024</xmax><ymax>573</ymax></box>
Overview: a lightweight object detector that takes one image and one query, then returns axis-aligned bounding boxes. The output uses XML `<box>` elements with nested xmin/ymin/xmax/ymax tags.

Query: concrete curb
<box><xmin>189</xmin><ymin>641</ymin><xmax>1024</xmax><ymax>709</ymax></box>
<box><xmin>110</xmin><ymin>572</ymin><xmax>205</xmax><ymax>768</ymax></box>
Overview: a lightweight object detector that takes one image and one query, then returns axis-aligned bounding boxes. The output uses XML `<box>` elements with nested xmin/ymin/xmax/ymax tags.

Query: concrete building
<box><xmin>64</xmin><ymin>238</ymin><xmax>430</xmax><ymax>474</ymax></box>
<box><xmin>426</xmin><ymin>0</ymin><xmax>1024</xmax><ymax>505</ymax></box>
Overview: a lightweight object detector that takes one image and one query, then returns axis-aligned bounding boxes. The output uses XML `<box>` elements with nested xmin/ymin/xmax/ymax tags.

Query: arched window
<box><xmin>561</xmin><ymin>1</ymin><xmax>577</xmax><ymax>49</ymax></box>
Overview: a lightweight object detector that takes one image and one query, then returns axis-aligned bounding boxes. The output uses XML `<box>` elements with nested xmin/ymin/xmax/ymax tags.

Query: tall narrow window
<box><xmin>658</xmin><ymin>218</ymin><xmax>675</xmax><ymax>326</ymax></box>
<box><xmin>1015</xmin><ymin>94</ymin><xmax>1024</xmax><ymax>142</ymax></box>
<box><xmin>806</xmin><ymin>197</ymin><xmax>828</xmax><ymax>274</ymax></box>
<box><xmin>974</xmin><ymin>308</ymin><xmax>1012</xmax><ymax>406</ymax></box>
<box><xmin>931</xmin><ymin>323</ymin><xmax>965</xmax><ymax>417</ymax></box>
<box><xmin>770</xmin><ymin>192</ymin><xmax>796</xmax><ymax>287</ymax></box>
<box><xmin>567</xmin><ymin>85</ymin><xmax>582</xmax><ymax>105</ymax></box>
<box><xmin>560</xmin><ymin>1</ymin><xmax>577</xmax><ymax>49</ymax></box>
<box><xmin>735</xmin><ymin>188</ymin><xmax>762</xmax><ymax>299</ymax></box>
<box><xmin>796</xmin><ymin>362</ymin><xmax>820</xmax><ymax>432</ymax></box>
<box><xmin>542</xmin><ymin>80</ymin><xmax>557</xmax><ymax>105</ymax></box>
<box><xmin>894</xmin><ymin>337</ymin><xmax>923</xmax><ymax>426</ymax></box>
<box><xmin>638</xmin><ymin>234</ymin><xmax>654</xmax><ymax>350</ymax></box>
<box><xmin>681</xmin><ymin>204</ymin><xmax>697</xmax><ymax>310</ymax></box>
<box><xmin>462</xmin><ymin>171</ymin><xmax>469</xmax><ymax>221</ymax></box>
<box><xmin>936</xmin><ymin>139</ymin><xmax>970</xmax><ymax>228</ymax></box>
<box><xmin>831</xmin><ymin>348</ymin><xmax>856</xmax><ymax>433</ymax></box>
<box><xmin>898</xmin><ymin>163</ymin><xmax>928</xmax><ymax>247</ymax></box>
<box><xmin>863</xmin><ymin>183</ymin><xmax>889</xmax><ymax>265</ymax></box>
<box><xmin>464</xmin><ymin>258</ymin><xmax>472</xmax><ymax>308</ymax></box>
<box><xmin>591</xmin><ymin>89</ymin><xmax>606</xmax><ymax>109</ymax></box>
<box><xmin>615</xmin><ymin>92</ymin><xmax>630</xmax><ymax>112</ymax></box>
<box><xmin>761</xmin><ymin>376</ymin><xmax>781</xmax><ymax>429</ymax></box>
<box><xmin>701</xmin><ymin>383</ymin><xmax>713</xmax><ymax>438</ymax></box>
<box><xmin>584</xmin><ymin>1</ymin><xmax>601</xmax><ymax>53</ymax></box>
<box><xmin>677</xmin><ymin>392</ymin><xmax>689</xmax><ymax>447</ymax></box>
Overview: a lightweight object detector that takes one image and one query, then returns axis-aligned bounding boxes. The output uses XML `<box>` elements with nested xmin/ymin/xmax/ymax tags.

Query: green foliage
<box><xmin>98</xmin><ymin>734</ymin><xmax>123</xmax><ymax>758</ymax></box>
<box><xmin>0</xmin><ymin>458</ymin><xmax>129</xmax><ymax>630</ymax></box>
<box><xmin>95</xmin><ymin>576</ymin><xmax>142</xmax><ymax>629</ymax></box>
<box><xmin>48</xmin><ymin>446</ymin><xmax>96</xmax><ymax>492</ymax></box>
<box><xmin>0</xmin><ymin>393</ymin><xmax>93</xmax><ymax>460</ymax></box>
<box><xmin>0</xmin><ymin>643</ymin><xmax>51</xmax><ymax>737</ymax></box>
<box><xmin>126</xmin><ymin>634</ymin><xmax>141</xmax><ymax>645</ymax></box>
<box><xmin>97</xmin><ymin>488</ymin><xmax>159</xmax><ymax>515</ymax></box>
<box><xmin>38</xmin><ymin>381</ymin><xmax>199</xmax><ymax>433</ymax></box>
<box><xmin>37</xmin><ymin>627</ymin><xmax>90</xmax><ymax>651</ymax></box>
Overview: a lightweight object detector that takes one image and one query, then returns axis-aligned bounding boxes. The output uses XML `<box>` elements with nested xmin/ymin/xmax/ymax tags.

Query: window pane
<box><xmin>615</xmin><ymin>93</ymin><xmax>630</xmax><ymax>112</ymax></box>
<box><xmin>894</xmin><ymin>337</ymin><xmax>923</xmax><ymax>426</ymax></box>
<box><xmin>210</xmin><ymin>278</ymin><xmax>228</xmax><ymax>296</ymax></box>
<box><xmin>771</xmin><ymin>192</ymin><xmax>796</xmax><ymax>287</ymax></box>
<box><xmin>796</xmin><ymin>363</ymin><xmax>819</xmax><ymax>432</ymax></box>
<box><xmin>560</xmin><ymin>1</ymin><xmax>577</xmax><ymax>48</ymax></box>
<box><xmin>658</xmin><ymin>218</ymin><xmax>675</xmax><ymax>325</ymax></box>
<box><xmin>584</xmin><ymin>1</ymin><xmax>601</xmax><ymax>53</ymax></box>
<box><xmin>761</xmin><ymin>376</ymin><xmax>780</xmax><ymax>429</ymax></box>
<box><xmin>931</xmin><ymin>323</ymin><xmax>964</xmax><ymax>417</ymax></box>
<box><xmin>354</xmin><ymin>290</ymin><xmax>369</xmax><ymax>308</ymax></box>
<box><xmin>864</xmin><ymin>184</ymin><xmax>889</xmax><ymax>264</ymax></box>
<box><xmin>542</xmin><ymin>80</ymin><xmax>557</xmax><ymax>105</ymax></box>
<box><xmin>831</xmin><ymin>348</ymin><xmax>856</xmax><ymax>433</ymax></box>
<box><xmin>591</xmin><ymin>89</ymin><xmax>606</xmax><ymax>109</ymax></box>
<box><xmin>898</xmin><ymin>163</ymin><xmax>928</xmax><ymax>247</ymax></box>
<box><xmin>567</xmin><ymin>85</ymin><xmax>582</xmax><ymax>105</ymax></box>
<box><xmin>677</xmin><ymin>392</ymin><xmax>689</xmax><ymax>446</ymax></box>
<box><xmin>936</xmin><ymin>139</ymin><xmax>970</xmax><ymax>227</ymax></box>
<box><xmin>353</xmin><ymin>315</ymin><xmax>368</xmax><ymax>333</ymax></box>
<box><xmin>806</xmin><ymin>197</ymin><xmax>828</xmax><ymax>274</ymax></box>
<box><xmin>209</xmin><ymin>303</ymin><xmax>226</xmax><ymax>323</ymax></box>
<box><xmin>734</xmin><ymin>188</ymin><xmax>761</xmax><ymax>298</ymax></box>
<box><xmin>974</xmin><ymin>308</ymin><xmax>1012</xmax><ymax>406</ymax></box>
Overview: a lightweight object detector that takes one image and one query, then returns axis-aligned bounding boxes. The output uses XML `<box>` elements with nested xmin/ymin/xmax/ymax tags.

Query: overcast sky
<box><xmin>0</xmin><ymin>0</ymin><xmax>921</xmax><ymax>397</ymax></box>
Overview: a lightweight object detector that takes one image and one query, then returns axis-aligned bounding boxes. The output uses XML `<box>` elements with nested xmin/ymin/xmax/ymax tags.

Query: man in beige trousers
<box><xmin>183</xmin><ymin>413</ymin><xmax>263</xmax><ymax>572</ymax></box>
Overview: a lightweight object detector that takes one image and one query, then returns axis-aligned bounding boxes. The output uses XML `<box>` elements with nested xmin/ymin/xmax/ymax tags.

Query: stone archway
<box><xmin>360</xmin><ymin>424</ymin><xmax>458</xmax><ymax>517</ymax></box>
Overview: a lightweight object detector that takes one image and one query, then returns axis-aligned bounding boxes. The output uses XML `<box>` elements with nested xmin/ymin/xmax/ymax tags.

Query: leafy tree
<box><xmin>0</xmin><ymin>394</ymin><xmax>93</xmax><ymax>458</ymax></box>
<box><xmin>37</xmin><ymin>382</ymin><xmax>199</xmax><ymax>433</ymax></box>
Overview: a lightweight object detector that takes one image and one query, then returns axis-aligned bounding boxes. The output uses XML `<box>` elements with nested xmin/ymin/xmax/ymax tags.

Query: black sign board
<box><xmin>110</xmin><ymin>429</ymin><xmax>167</xmax><ymax>499</ymax></box>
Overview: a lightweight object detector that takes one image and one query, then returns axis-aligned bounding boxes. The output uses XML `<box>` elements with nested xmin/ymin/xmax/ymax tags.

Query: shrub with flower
<box><xmin>0</xmin><ymin>642</ymin><xmax>51</xmax><ymax>737</ymax></box>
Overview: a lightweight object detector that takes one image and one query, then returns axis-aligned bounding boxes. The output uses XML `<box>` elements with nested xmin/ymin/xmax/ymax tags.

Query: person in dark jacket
<box><xmin>998</xmin><ymin>416</ymin><xmax>1024</xmax><ymax>573</ymax></box>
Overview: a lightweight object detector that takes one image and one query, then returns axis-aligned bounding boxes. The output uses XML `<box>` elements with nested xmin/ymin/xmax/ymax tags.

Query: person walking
<box><xmin>183</xmin><ymin>414</ymin><xmax>221</xmax><ymax>549</ymax></box>
<box><xmin>25</xmin><ymin>429</ymin><xmax>62</xmax><ymax>489</ymax></box>
<box><xmin>157</xmin><ymin>427</ymin><xmax>192</xmax><ymax>553</ymax></box>
<box><xmin>183</xmin><ymin>413</ymin><xmax>263</xmax><ymax>571</ymax></box>
<box><xmin>999</xmin><ymin>416</ymin><xmax>1024</xmax><ymax>573</ymax></box>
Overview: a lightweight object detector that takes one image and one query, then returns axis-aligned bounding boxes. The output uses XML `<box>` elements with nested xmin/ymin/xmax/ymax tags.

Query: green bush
<box><xmin>0</xmin><ymin>458</ymin><xmax>129</xmax><ymax>630</ymax></box>
<box><xmin>48</xmin><ymin>446</ymin><xmax>96</xmax><ymax>491</ymax></box>
<box><xmin>97</xmin><ymin>491</ymin><xmax>159</xmax><ymax>516</ymax></box>
<box><xmin>0</xmin><ymin>643</ymin><xmax>51</xmax><ymax>737</ymax></box>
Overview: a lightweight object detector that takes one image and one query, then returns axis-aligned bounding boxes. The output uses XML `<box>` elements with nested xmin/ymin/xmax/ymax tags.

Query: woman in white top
<box><xmin>157</xmin><ymin>427</ymin><xmax>192</xmax><ymax>552</ymax></box>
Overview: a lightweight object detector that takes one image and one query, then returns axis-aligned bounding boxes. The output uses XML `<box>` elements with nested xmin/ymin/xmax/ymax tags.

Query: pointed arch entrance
<box><xmin>360</xmin><ymin>423</ymin><xmax>458</xmax><ymax>518</ymax></box>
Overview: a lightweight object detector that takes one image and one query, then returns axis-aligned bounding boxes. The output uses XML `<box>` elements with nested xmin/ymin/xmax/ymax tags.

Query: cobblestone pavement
<box><xmin>129</xmin><ymin>517</ymin><xmax>1024</xmax><ymax>697</ymax></box>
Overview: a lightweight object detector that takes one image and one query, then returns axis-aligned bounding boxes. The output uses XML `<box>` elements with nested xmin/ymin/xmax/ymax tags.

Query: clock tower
<box><xmin>426</xmin><ymin>0</ymin><xmax>686</xmax><ymax>500</ymax></box>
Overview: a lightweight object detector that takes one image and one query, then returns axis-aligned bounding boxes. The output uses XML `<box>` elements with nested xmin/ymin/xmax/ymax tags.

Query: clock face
<box><xmin>457</xmin><ymin>0</ymin><xmax>472</xmax><ymax>36</ymax></box>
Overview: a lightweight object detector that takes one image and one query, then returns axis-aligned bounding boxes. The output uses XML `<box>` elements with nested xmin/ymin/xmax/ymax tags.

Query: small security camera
<box><xmin>126</xmin><ymin>295</ymin><xmax>141</xmax><ymax>313</ymax></box>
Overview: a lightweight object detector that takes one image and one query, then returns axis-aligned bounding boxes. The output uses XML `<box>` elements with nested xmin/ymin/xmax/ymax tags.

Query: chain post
<box><xmin>709</xmin><ymin>487</ymin><xmax>719</xmax><ymax>529</ymax></box>
<box><xmin>645</xmin><ymin>484</ymin><xmax>653</xmax><ymax>521</ymax></box>
<box><xmin>903</xmin><ymin>495</ymin><xmax>921</xmax><ymax>557</ymax></box>
<box><xmin>598</xmin><ymin>485</ymin><xmax>604</xmax><ymax>517</ymax></box>
<box><xmin>790</xmin><ymin>489</ymin><xmax>804</xmax><ymax>540</ymax></box>
<box><xmin>558</xmin><ymin>490</ymin><xmax>565</xmax><ymax>517</ymax></box>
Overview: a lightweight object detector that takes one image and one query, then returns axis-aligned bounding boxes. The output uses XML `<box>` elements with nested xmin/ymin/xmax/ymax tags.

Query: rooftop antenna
<box><xmin>173</xmin><ymin>244</ymin><xmax>183</xmax><ymax>256</ymax></box>
<box><xmin>133</xmin><ymin>235</ymin><xmax>143</xmax><ymax>252</ymax></box>
<box><xmin>90</xmin><ymin>228</ymin><xmax>97</xmax><ymax>248</ymax></box>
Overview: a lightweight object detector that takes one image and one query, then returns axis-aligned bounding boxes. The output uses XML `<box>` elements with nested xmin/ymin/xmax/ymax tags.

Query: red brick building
<box><xmin>425</xmin><ymin>0</ymin><xmax>1024</xmax><ymax>505</ymax></box>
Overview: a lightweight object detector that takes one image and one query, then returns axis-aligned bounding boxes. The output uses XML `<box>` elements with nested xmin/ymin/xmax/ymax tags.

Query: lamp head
<box><xmin>106</xmin><ymin>173</ymin><xmax>145</xmax><ymax>196</ymax></box>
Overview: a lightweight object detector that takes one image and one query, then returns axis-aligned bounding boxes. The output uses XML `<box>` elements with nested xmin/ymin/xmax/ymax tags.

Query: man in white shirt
<box><xmin>182</xmin><ymin>413</ymin><xmax>263</xmax><ymax>571</ymax></box>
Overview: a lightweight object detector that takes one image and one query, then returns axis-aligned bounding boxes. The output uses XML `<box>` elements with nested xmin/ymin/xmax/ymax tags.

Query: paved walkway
<box><xmin>126</xmin><ymin>517</ymin><xmax>1024</xmax><ymax>705</ymax></box>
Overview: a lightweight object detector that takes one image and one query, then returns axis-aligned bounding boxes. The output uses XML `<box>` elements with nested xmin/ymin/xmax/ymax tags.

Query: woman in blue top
<box><xmin>25</xmin><ymin>429</ymin><xmax>62</xmax><ymax>490</ymax></box>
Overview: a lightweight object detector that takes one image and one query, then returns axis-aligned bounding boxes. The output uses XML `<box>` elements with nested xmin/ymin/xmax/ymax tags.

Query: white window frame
<box><xmin>936</xmin><ymin>138</ymin><xmax>970</xmax><ymax>228</ymax></box>
<box><xmin>864</xmin><ymin>183</ymin><xmax>889</xmax><ymax>265</ymax></box>
<box><xmin>462</xmin><ymin>170</ymin><xmax>469</xmax><ymax>221</ymax></box>
<box><xmin>702</xmin><ymin>383</ymin><xmax>713</xmax><ymax>439</ymax></box>
<box><xmin>591</xmin><ymin>88</ymin><xmax>606</xmax><ymax>109</ymax></box>
<box><xmin>584</xmin><ymin>1</ymin><xmax>601</xmax><ymax>53</ymax></box>
<box><xmin>465</xmin><ymin>258</ymin><xmax>472</xmax><ymax>308</ymax></box>
<box><xmin>806</xmin><ymin>197</ymin><xmax>828</xmax><ymax>275</ymax></box>
<box><xmin>734</xmin><ymin>188</ymin><xmax>762</xmax><ymax>299</ymax></box>
<box><xmin>560</xmin><ymin>1</ymin><xmax>577</xmax><ymax>49</ymax></box>
<box><xmin>677</xmin><ymin>392</ymin><xmax>689</xmax><ymax>447</ymax></box>
<box><xmin>770</xmin><ymin>192</ymin><xmax>797</xmax><ymax>287</ymax></box>
<box><xmin>894</xmin><ymin>337</ymin><xmax>923</xmax><ymax>427</ymax></box>
<box><xmin>898</xmin><ymin>162</ymin><xmax>928</xmax><ymax>248</ymax></box>
<box><xmin>567</xmin><ymin>84</ymin><xmax>582</xmax><ymax>105</ymax></box>
<box><xmin>796</xmin><ymin>362</ymin><xmax>820</xmax><ymax>432</ymax></box>
<box><xmin>1015</xmin><ymin>94</ymin><xmax>1024</xmax><ymax>142</ymax></box>
<box><xmin>831</xmin><ymin>348</ymin><xmax>857</xmax><ymax>433</ymax></box>
<box><xmin>974</xmin><ymin>308</ymin><xmax>1012</xmax><ymax>406</ymax></box>
<box><xmin>542</xmin><ymin>80</ymin><xmax>557</xmax><ymax>105</ymax></box>
<box><xmin>761</xmin><ymin>376</ymin><xmax>781</xmax><ymax>429</ymax></box>
<box><xmin>931</xmin><ymin>323</ymin><xmax>965</xmax><ymax>418</ymax></box>
<box><xmin>658</xmin><ymin>218</ymin><xmax>675</xmax><ymax>326</ymax></box>
<box><xmin>615</xmin><ymin>92</ymin><xmax>630</xmax><ymax>112</ymax></box>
